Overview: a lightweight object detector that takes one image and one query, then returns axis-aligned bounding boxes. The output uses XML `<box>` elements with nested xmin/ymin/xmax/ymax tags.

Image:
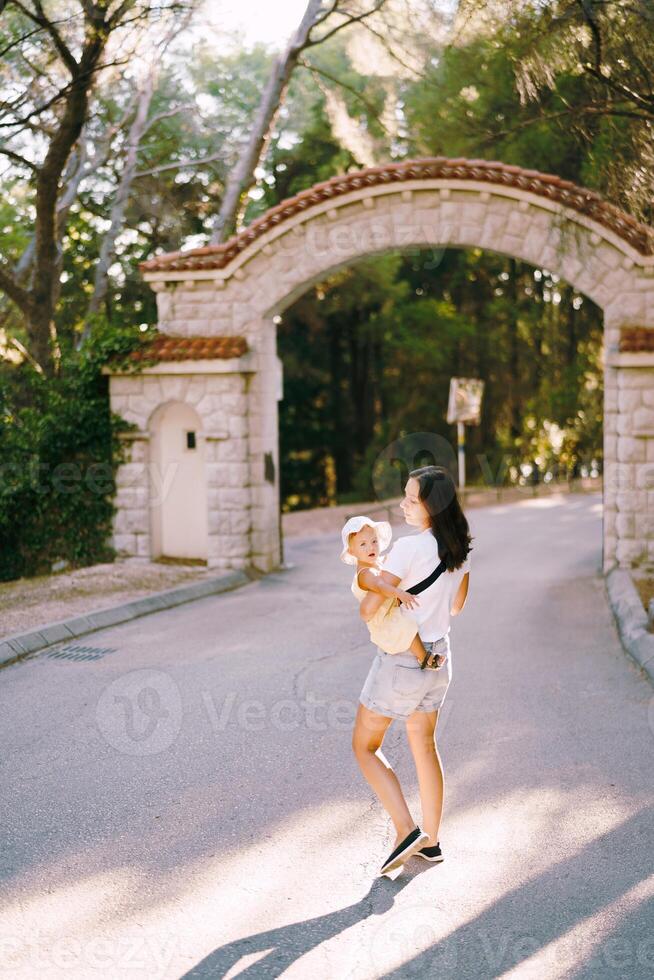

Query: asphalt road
<box><xmin>1</xmin><ymin>491</ymin><xmax>653</xmax><ymax>980</ymax></box>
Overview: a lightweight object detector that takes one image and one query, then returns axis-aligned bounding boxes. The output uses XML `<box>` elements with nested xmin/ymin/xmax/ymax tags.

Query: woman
<box><xmin>351</xmin><ymin>464</ymin><xmax>473</xmax><ymax>876</ymax></box>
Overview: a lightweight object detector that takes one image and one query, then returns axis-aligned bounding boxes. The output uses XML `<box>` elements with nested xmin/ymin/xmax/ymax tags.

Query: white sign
<box><xmin>447</xmin><ymin>377</ymin><xmax>484</xmax><ymax>425</ymax></box>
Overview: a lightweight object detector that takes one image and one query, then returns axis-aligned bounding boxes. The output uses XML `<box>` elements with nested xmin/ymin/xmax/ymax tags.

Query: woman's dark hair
<box><xmin>409</xmin><ymin>465</ymin><xmax>473</xmax><ymax>572</ymax></box>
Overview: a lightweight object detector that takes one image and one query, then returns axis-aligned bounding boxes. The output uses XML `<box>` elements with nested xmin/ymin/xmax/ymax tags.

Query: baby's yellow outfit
<box><xmin>352</xmin><ymin>565</ymin><xmax>419</xmax><ymax>654</ymax></box>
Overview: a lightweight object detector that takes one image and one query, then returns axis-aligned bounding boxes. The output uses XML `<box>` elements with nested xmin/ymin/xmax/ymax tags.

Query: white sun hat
<box><xmin>339</xmin><ymin>515</ymin><xmax>393</xmax><ymax>565</ymax></box>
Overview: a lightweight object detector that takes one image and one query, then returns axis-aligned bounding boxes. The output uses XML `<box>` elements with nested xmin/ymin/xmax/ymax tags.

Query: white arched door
<box><xmin>149</xmin><ymin>402</ymin><xmax>208</xmax><ymax>561</ymax></box>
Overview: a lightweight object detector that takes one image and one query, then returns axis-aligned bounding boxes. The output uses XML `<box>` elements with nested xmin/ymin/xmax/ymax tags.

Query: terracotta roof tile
<box><xmin>139</xmin><ymin>157</ymin><xmax>654</xmax><ymax>275</ymax></box>
<box><xmin>619</xmin><ymin>327</ymin><xmax>654</xmax><ymax>353</ymax></box>
<box><xmin>115</xmin><ymin>334</ymin><xmax>248</xmax><ymax>364</ymax></box>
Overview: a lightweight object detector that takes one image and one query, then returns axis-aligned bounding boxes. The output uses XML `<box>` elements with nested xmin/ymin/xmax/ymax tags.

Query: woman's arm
<box><xmin>384</xmin><ymin>560</ymin><xmax>469</xmax><ymax>615</ymax></box>
<box><xmin>451</xmin><ymin>573</ymin><xmax>469</xmax><ymax>615</ymax></box>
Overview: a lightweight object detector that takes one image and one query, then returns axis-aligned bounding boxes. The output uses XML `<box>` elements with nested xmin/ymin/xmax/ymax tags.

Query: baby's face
<box><xmin>348</xmin><ymin>525</ymin><xmax>379</xmax><ymax>563</ymax></box>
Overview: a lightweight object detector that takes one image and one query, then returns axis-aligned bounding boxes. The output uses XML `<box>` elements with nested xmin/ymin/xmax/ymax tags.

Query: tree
<box><xmin>0</xmin><ymin>0</ymin><xmax>191</xmax><ymax>375</ymax></box>
<box><xmin>79</xmin><ymin>16</ymin><xmax>195</xmax><ymax>347</ymax></box>
<box><xmin>452</xmin><ymin>0</ymin><xmax>654</xmax><ymax>221</ymax></box>
<box><xmin>209</xmin><ymin>0</ymin><xmax>391</xmax><ymax>243</ymax></box>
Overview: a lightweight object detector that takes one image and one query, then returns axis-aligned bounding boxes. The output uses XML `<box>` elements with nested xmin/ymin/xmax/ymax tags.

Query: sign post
<box><xmin>457</xmin><ymin>420</ymin><xmax>465</xmax><ymax>488</ymax></box>
<box><xmin>447</xmin><ymin>378</ymin><xmax>484</xmax><ymax>489</ymax></box>
<box><xmin>275</xmin><ymin>356</ymin><xmax>294</xmax><ymax>570</ymax></box>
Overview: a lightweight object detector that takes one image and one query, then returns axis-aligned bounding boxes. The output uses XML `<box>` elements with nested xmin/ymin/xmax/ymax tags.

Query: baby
<box><xmin>340</xmin><ymin>515</ymin><xmax>446</xmax><ymax>667</ymax></box>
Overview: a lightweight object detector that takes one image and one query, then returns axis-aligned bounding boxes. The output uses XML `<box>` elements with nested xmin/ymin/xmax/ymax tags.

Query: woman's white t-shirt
<box><xmin>381</xmin><ymin>529</ymin><xmax>470</xmax><ymax>641</ymax></box>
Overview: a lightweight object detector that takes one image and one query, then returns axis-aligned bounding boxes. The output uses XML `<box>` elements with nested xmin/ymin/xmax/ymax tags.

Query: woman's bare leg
<box><xmin>352</xmin><ymin>702</ymin><xmax>417</xmax><ymax>847</ymax></box>
<box><xmin>405</xmin><ymin>709</ymin><xmax>444</xmax><ymax>845</ymax></box>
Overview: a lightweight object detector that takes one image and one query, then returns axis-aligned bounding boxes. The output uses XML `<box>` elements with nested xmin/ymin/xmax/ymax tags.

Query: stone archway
<box><xmin>109</xmin><ymin>157</ymin><xmax>654</xmax><ymax>573</ymax></box>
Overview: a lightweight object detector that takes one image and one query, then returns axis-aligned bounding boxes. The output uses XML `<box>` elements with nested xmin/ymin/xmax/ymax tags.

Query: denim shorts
<box><xmin>359</xmin><ymin>635</ymin><xmax>452</xmax><ymax>721</ymax></box>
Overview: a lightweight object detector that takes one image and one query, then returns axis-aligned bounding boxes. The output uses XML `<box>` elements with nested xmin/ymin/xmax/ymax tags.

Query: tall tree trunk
<box><xmin>24</xmin><ymin>304</ymin><xmax>57</xmax><ymax>374</ymax></box>
<box><xmin>532</xmin><ymin>273</ymin><xmax>545</xmax><ymax>388</ymax></box>
<box><xmin>566</xmin><ymin>285</ymin><xmax>577</xmax><ymax>366</ymax></box>
<box><xmin>328</xmin><ymin>317</ymin><xmax>351</xmax><ymax>493</ymax></box>
<box><xmin>357</xmin><ymin>326</ymin><xmax>374</xmax><ymax>450</ymax></box>
<box><xmin>31</xmin><ymin>34</ymin><xmax>106</xmax><ymax>375</ymax></box>
<box><xmin>348</xmin><ymin>321</ymin><xmax>362</xmax><ymax>458</ymax></box>
<box><xmin>14</xmin><ymin>138</ymin><xmax>88</xmax><ymax>291</ymax></box>
<box><xmin>210</xmin><ymin>0</ymin><xmax>326</xmax><ymax>243</ymax></box>
<box><xmin>507</xmin><ymin>257</ymin><xmax>521</xmax><ymax>440</ymax></box>
<box><xmin>210</xmin><ymin>0</ymin><xmax>388</xmax><ymax>243</ymax></box>
<box><xmin>0</xmin><ymin>2</ymin><xmax>131</xmax><ymax>375</ymax></box>
<box><xmin>79</xmin><ymin>73</ymin><xmax>156</xmax><ymax>346</ymax></box>
<box><xmin>346</xmin><ymin>314</ymin><xmax>374</xmax><ymax>460</ymax></box>
<box><xmin>373</xmin><ymin>332</ymin><xmax>386</xmax><ymax>426</ymax></box>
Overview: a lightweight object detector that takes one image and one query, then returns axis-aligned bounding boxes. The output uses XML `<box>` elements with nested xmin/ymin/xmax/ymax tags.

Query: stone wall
<box><xmin>106</xmin><ymin>362</ymin><xmax>264</xmax><ymax>571</ymax></box>
<box><xmin>604</xmin><ymin>350</ymin><xmax>654</xmax><ymax>567</ymax></box>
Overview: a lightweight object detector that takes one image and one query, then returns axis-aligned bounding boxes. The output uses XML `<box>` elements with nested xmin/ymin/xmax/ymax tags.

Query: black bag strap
<box><xmin>396</xmin><ymin>556</ymin><xmax>448</xmax><ymax>671</ymax></box>
<box><xmin>405</xmin><ymin>557</ymin><xmax>447</xmax><ymax>595</ymax></box>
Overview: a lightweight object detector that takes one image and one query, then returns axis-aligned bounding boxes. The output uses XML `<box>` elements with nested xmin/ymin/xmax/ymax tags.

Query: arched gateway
<box><xmin>104</xmin><ymin>157</ymin><xmax>654</xmax><ymax>573</ymax></box>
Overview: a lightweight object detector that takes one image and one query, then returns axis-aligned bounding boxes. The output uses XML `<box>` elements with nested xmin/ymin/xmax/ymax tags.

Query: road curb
<box><xmin>605</xmin><ymin>568</ymin><xmax>654</xmax><ymax>687</ymax></box>
<box><xmin>0</xmin><ymin>569</ymin><xmax>252</xmax><ymax>670</ymax></box>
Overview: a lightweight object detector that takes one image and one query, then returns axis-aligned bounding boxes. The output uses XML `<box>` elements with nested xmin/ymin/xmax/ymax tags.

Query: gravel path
<box><xmin>0</xmin><ymin>561</ymin><xmax>221</xmax><ymax>638</ymax></box>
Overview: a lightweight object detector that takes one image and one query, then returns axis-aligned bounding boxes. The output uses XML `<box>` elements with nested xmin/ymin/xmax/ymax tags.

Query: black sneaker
<box><xmin>416</xmin><ymin>842</ymin><xmax>444</xmax><ymax>862</ymax></box>
<box><xmin>380</xmin><ymin>827</ymin><xmax>430</xmax><ymax>875</ymax></box>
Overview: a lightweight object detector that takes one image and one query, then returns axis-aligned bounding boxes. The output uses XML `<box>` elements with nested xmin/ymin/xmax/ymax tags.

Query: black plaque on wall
<box><xmin>264</xmin><ymin>451</ymin><xmax>275</xmax><ymax>484</ymax></box>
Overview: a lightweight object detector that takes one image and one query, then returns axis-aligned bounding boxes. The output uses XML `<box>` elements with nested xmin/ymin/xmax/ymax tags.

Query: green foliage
<box><xmin>403</xmin><ymin>34</ymin><xmax>589</xmax><ymax>183</ymax></box>
<box><xmin>0</xmin><ymin>320</ymin><xmax>145</xmax><ymax>581</ymax></box>
<box><xmin>405</xmin><ymin>1</ymin><xmax>654</xmax><ymax>221</ymax></box>
<box><xmin>278</xmin><ymin>248</ymin><xmax>603</xmax><ymax>510</ymax></box>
